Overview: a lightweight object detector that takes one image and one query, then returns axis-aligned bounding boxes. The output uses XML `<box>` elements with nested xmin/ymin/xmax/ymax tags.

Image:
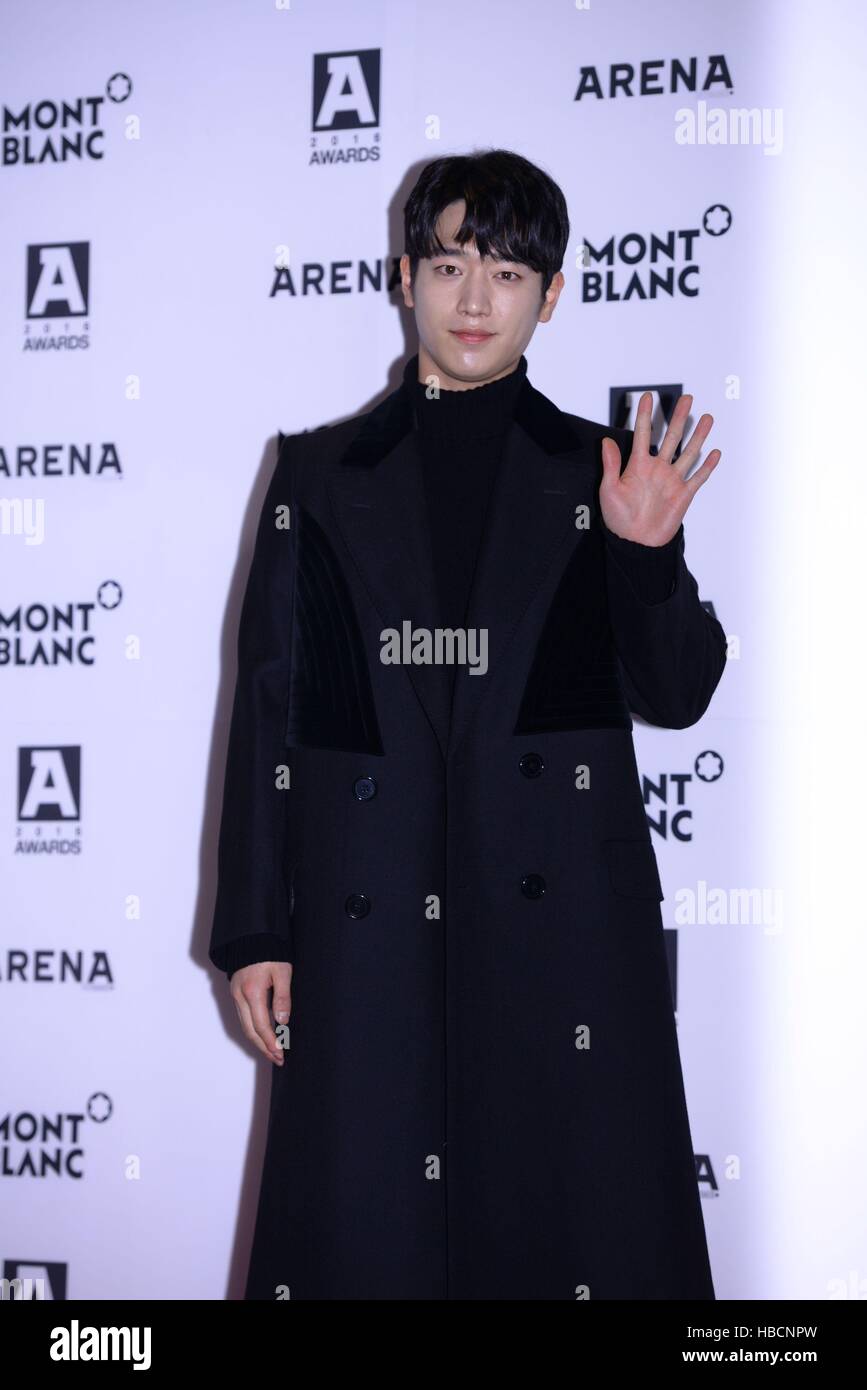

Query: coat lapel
<box><xmin>447</xmin><ymin>423</ymin><xmax>594</xmax><ymax>760</ymax></box>
<box><xmin>327</xmin><ymin>428</ymin><xmax>454</xmax><ymax>761</ymax></box>
<box><xmin>325</xmin><ymin>360</ymin><xmax>596</xmax><ymax>764</ymax></box>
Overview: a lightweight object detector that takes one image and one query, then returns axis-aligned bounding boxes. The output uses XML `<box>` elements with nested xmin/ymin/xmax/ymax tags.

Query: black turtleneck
<box><xmin>406</xmin><ymin>351</ymin><xmax>528</xmax><ymax>713</ymax></box>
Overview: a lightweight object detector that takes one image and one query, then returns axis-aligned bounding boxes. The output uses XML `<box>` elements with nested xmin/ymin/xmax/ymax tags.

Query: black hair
<box><xmin>403</xmin><ymin>148</ymin><xmax>570</xmax><ymax>300</ymax></box>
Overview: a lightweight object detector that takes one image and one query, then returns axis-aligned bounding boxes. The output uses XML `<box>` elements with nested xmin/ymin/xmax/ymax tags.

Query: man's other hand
<box><xmin>230</xmin><ymin>961</ymin><xmax>292</xmax><ymax>1066</ymax></box>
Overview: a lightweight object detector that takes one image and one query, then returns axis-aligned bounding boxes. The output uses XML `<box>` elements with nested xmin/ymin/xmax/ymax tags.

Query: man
<box><xmin>209</xmin><ymin>149</ymin><xmax>726</xmax><ymax>1300</ymax></box>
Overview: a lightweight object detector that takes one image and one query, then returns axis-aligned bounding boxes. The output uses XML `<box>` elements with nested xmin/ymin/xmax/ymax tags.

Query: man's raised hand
<box><xmin>600</xmin><ymin>391</ymin><xmax>721</xmax><ymax>546</ymax></box>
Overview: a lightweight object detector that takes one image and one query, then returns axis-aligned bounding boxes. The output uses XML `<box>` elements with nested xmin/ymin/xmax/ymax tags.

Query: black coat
<box><xmin>209</xmin><ymin>361</ymin><xmax>727</xmax><ymax>1300</ymax></box>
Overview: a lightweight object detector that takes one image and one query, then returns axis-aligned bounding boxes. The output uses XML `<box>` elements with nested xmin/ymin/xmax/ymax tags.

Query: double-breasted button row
<box><xmin>519</xmin><ymin>758</ymin><xmax>545</xmax><ymax>898</ymax></box>
<box><xmin>347</xmin><ymin>882</ymin><xmax>545</xmax><ymax>913</ymax></box>
<box><xmin>348</xmin><ymin>777</ymin><xmax>377</xmax><ymax>915</ymax></box>
<box><xmin>348</xmin><ymin>769</ymin><xmax>544</xmax><ymax>911</ymax></box>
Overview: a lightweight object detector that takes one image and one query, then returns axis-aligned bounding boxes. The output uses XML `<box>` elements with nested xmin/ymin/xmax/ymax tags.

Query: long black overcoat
<box><xmin>209</xmin><ymin>360</ymin><xmax>727</xmax><ymax>1300</ymax></box>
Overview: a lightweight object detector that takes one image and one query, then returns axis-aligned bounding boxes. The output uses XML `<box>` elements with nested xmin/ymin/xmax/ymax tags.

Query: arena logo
<box><xmin>310</xmin><ymin>49</ymin><xmax>381</xmax><ymax>165</ymax></box>
<box><xmin>1</xmin><ymin>1260</ymin><xmax>67</xmax><ymax>1300</ymax></box>
<box><xmin>270</xmin><ymin>254</ymin><xmax>400</xmax><ymax>298</ymax></box>
<box><xmin>2</xmin><ymin>74</ymin><xmax>132</xmax><ymax>165</ymax></box>
<box><xmin>0</xmin><ymin>1093</ymin><xmax>112</xmax><ymax>1179</ymax></box>
<box><xmin>1</xmin><ymin>580</ymin><xmax>121</xmax><ymax>666</ymax></box>
<box><xmin>0</xmin><ymin>442</ymin><xmax>123</xmax><ymax>479</ymax></box>
<box><xmin>643</xmin><ymin>749</ymin><xmax>725</xmax><ymax>843</ymax></box>
<box><xmin>24</xmin><ymin>241</ymin><xmax>90</xmax><ymax>352</ymax></box>
<box><xmin>580</xmin><ymin>206</ymin><xmax>732</xmax><ymax>302</ymax></box>
<box><xmin>573</xmin><ymin>54</ymin><xmax>733</xmax><ymax>101</ymax></box>
<box><xmin>0</xmin><ymin>950</ymin><xmax>113</xmax><ymax>986</ymax></box>
<box><xmin>16</xmin><ymin>746</ymin><xmax>82</xmax><ymax>857</ymax></box>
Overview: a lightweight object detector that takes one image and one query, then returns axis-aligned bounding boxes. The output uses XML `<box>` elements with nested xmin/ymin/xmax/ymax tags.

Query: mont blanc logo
<box><xmin>310</xmin><ymin>50</ymin><xmax>381</xmax><ymax>166</ymax></box>
<box><xmin>1</xmin><ymin>1260</ymin><xmax>68</xmax><ymax>1300</ymax></box>
<box><xmin>643</xmin><ymin>749</ymin><xmax>725</xmax><ymax>843</ymax></box>
<box><xmin>609</xmin><ymin>385</ymin><xmax>685</xmax><ymax>455</ymax></box>
<box><xmin>0</xmin><ymin>579</ymin><xmax>121</xmax><ymax>666</ymax></box>
<box><xmin>24</xmin><ymin>242</ymin><xmax>90</xmax><ymax>353</ymax></box>
<box><xmin>580</xmin><ymin>208</ymin><xmax>731</xmax><ymax>302</ymax></box>
<box><xmin>1</xmin><ymin>73</ymin><xmax>133</xmax><ymax>167</ymax></box>
<box><xmin>0</xmin><ymin>1094</ymin><xmax>113</xmax><ymax>1179</ymax></box>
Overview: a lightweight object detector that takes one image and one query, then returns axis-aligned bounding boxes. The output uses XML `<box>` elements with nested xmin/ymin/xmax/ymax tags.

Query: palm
<box><xmin>600</xmin><ymin>392</ymin><xmax>721</xmax><ymax>546</ymax></box>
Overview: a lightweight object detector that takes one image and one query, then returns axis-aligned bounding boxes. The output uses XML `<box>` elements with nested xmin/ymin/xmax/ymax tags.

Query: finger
<box><xmin>233</xmin><ymin>988</ymin><xmax>282</xmax><ymax>1064</ymax></box>
<box><xmin>632</xmin><ymin>390</ymin><xmax>653</xmax><ymax>459</ymax></box>
<box><xmin>233</xmin><ymin>992</ymin><xmax>277</xmax><ymax>1063</ymax></box>
<box><xmin>271</xmin><ymin>964</ymin><xmax>292</xmax><ymax>1025</ymax></box>
<box><xmin>684</xmin><ymin>449</ymin><xmax>722</xmax><ymax>495</ymax></box>
<box><xmin>271</xmin><ymin>965</ymin><xmax>292</xmax><ymax>1056</ymax></box>
<box><xmin>673</xmin><ymin>413</ymin><xmax>714</xmax><ymax>477</ymax></box>
<box><xmin>601</xmin><ymin>435</ymin><xmax>625</xmax><ymax>480</ymax></box>
<box><xmin>244</xmin><ymin>980</ymin><xmax>285</xmax><ymax>1063</ymax></box>
<box><xmin>657</xmin><ymin>394</ymin><xmax>693</xmax><ymax>465</ymax></box>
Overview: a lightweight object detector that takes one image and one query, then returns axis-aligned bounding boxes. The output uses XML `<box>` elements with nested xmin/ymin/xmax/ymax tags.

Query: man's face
<box><xmin>400</xmin><ymin>199</ymin><xmax>564</xmax><ymax>390</ymax></box>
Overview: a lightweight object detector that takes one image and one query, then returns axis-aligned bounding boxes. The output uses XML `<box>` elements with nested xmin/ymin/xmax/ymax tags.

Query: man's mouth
<box><xmin>451</xmin><ymin>330</ymin><xmax>494</xmax><ymax>342</ymax></box>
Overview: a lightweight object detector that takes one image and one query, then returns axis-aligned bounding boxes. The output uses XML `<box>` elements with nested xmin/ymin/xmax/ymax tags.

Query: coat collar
<box><xmin>325</xmin><ymin>355</ymin><xmax>596</xmax><ymax>763</ymax></box>
<box><xmin>338</xmin><ymin>351</ymin><xmax>581</xmax><ymax>466</ymax></box>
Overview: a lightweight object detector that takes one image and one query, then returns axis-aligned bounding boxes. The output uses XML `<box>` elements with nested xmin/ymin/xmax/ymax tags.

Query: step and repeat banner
<box><xmin>2</xmin><ymin>0</ymin><xmax>861</xmax><ymax>1302</ymax></box>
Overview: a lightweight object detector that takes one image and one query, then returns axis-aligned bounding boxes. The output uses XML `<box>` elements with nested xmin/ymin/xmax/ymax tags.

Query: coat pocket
<box><xmin>601</xmin><ymin>838</ymin><xmax>664</xmax><ymax>901</ymax></box>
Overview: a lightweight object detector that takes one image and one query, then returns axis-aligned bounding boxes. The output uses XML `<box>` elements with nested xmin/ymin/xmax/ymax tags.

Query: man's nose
<box><xmin>457</xmin><ymin>269</ymin><xmax>492</xmax><ymax>316</ymax></box>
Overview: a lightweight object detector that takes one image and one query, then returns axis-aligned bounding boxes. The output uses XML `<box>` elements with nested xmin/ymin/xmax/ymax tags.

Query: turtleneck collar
<box><xmin>405</xmin><ymin>351</ymin><xmax>528</xmax><ymax>441</ymax></box>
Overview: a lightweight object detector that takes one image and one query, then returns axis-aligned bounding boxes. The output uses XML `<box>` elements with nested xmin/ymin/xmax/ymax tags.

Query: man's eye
<box><xmin>498</xmin><ymin>270</ymin><xmax>520</xmax><ymax>281</ymax></box>
<box><xmin>435</xmin><ymin>264</ymin><xmax>458</xmax><ymax>274</ymax></box>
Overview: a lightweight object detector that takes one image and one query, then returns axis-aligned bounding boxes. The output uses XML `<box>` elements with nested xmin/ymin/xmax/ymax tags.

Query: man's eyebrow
<box><xmin>431</xmin><ymin>245</ymin><xmax>517</xmax><ymax>262</ymax></box>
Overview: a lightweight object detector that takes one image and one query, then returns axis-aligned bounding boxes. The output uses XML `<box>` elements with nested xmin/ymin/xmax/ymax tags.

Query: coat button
<box><xmin>521</xmin><ymin>873</ymin><xmax>546</xmax><ymax>899</ymax></box>
<box><xmin>345</xmin><ymin>892</ymin><xmax>371</xmax><ymax>919</ymax></box>
<box><xmin>518</xmin><ymin>752</ymin><xmax>545</xmax><ymax>778</ymax></box>
<box><xmin>353</xmin><ymin>776</ymin><xmax>378</xmax><ymax>801</ymax></box>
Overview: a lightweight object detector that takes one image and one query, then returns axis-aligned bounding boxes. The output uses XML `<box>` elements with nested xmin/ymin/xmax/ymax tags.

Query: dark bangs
<box><xmin>403</xmin><ymin>148</ymin><xmax>570</xmax><ymax>298</ymax></box>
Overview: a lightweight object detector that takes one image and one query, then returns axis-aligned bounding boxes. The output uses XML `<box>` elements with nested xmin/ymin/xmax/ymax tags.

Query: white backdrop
<box><xmin>2</xmin><ymin>0</ymin><xmax>865</xmax><ymax>1301</ymax></box>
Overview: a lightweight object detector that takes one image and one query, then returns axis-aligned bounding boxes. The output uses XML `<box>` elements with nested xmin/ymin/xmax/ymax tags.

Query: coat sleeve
<box><xmin>600</xmin><ymin>428</ymin><xmax>728</xmax><ymax>729</ymax></box>
<box><xmin>208</xmin><ymin>440</ymin><xmax>296</xmax><ymax>979</ymax></box>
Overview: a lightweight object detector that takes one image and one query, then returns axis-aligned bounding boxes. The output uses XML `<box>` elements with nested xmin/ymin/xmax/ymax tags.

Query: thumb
<box><xmin>272</xmin><ymin>962</ymin><xmax>292</xmax><ymax>1024</ymax></box>
<box><xmin>600</xmin><ymin>435</ymin><xmax>624</xmax><ymax>481</ymax></box>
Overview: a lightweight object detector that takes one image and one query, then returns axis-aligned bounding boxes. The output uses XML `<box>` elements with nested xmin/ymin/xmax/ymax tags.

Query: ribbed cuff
<box><xmin>213</xmin><ymin>933</ymin><xmax>293</xmax><ymax>981</ymax></box>
<box><xmin>602</xmin><ymin>520</ymin><xmax>682</xmax><ymax>604</ymax></box>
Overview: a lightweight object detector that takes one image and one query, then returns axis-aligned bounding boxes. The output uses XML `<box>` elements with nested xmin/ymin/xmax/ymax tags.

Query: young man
<box><xmin>209</xmin><ymin>149</ymin><xmax>726</xmax><ymax>1300</ymax></box>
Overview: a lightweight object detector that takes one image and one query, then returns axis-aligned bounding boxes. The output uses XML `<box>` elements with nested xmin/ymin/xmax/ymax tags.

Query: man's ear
<box><xmin>539</xmin><ymin>269</ymin><xmax>565</xmax><ymax>322</ymax></box>
<box><xmin>399</xmin><ymin>253</ymin><xmax>415</xmax><ymax>308</ymax></box>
